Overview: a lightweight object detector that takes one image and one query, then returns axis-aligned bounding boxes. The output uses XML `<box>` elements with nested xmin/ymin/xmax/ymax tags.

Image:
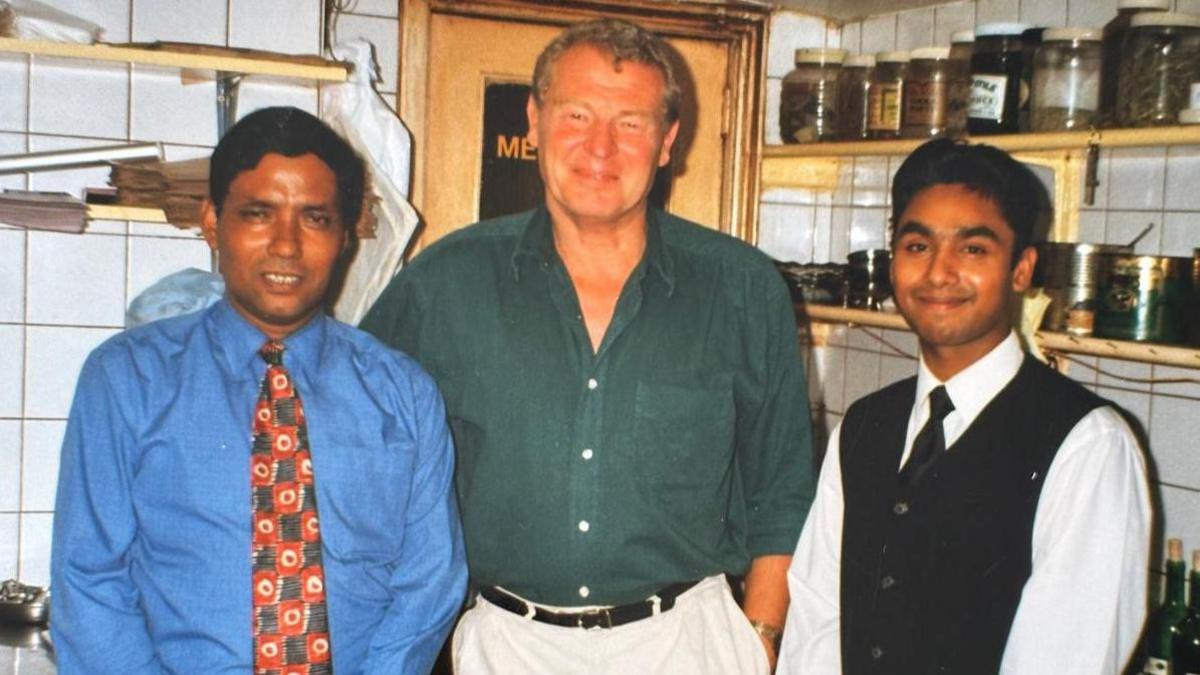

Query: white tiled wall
<box><xmin>0</xmin><ymin>0</ymin><xmax>400</xmax><ymax>588</ymax></box>
<box><xmin>769</xmin><ymin>0</ymin><xmax>1200</xmax><ymax>568</ymax></box>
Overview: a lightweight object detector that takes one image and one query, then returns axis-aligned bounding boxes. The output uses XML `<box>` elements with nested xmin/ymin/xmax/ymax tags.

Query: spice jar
<box><xmin>780</xmin><ymin>48</ymin><xmax>847</xmax><ymax>143</ymax></box>
<box><xmin>837</xmin><ymin>54</ymin><xmax>875</xmax><ymax>140</ymax></box>
<box><xmin>868</xmin><ymin>51</ymin><xmax>909</xmax><ymax>139</ymax></box>
<box><xmin>1117</xmin><ymin>12</ymin><xmax>1200</xmax><ymax>127</ymax></box>
<box><xmin>1101</xmin><ymin>0</ymin><xmax>1171</xmax><ymax>124</ymax></box>
<box><xmin>969</xmin><ymin>23</ymin><xmax>1030</xmax><ymax>135</ymax></box>
<box><xmin>902</xmin><ymin>48</ymin><xmax>955</xmax><ymax>138</ymax></box>
<box><xmin>946</xmin><ymin>30</ymin><xmax>974</xmax><ymax>135</ymax></box>
<box><xmin>1032</xmin><ymin>27</ymin><xmax>1102</xmax><ymax>131</ymax></box>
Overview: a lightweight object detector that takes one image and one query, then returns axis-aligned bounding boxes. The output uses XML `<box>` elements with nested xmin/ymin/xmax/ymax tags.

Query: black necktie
<box><xmin>898</xmin><ymin>385</ymin><xmax>955</xmax><ymax>487</ymax></box>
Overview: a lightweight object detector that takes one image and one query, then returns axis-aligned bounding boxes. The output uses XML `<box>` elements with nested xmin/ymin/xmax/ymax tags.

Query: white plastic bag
<box><xmin>321</xmin><ymin>39</ymin><xmax>420</xmax><ymax>325</ymax></box>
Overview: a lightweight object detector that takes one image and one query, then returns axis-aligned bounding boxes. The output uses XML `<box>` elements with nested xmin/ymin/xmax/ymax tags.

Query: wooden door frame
<box><xmin>397</xmin><ymin>0</ymin><xmax>769</xmax><ymax>243</ymax></box>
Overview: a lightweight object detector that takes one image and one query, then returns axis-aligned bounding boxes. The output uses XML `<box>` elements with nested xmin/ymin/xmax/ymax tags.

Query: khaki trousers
<box><xmin>451</xmin><ymin>575</ymin><xmax>770</xmax><ymax>675</ymax></box>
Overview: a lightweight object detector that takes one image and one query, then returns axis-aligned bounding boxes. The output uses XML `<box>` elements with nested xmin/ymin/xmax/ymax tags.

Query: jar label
<box><xmin>868</xmin><ymin>83</ymin><xmax>902</xmax><ymax>131</ymax></box>
<box><xmin>969</xmin><ymin>74</ymin><xmax>1008</xmax><ymax>121</ymax></box>
<box><xmin>904</xmin><ymin>80</ymin><xmax>946</xmax><ymax>126</ymax></box>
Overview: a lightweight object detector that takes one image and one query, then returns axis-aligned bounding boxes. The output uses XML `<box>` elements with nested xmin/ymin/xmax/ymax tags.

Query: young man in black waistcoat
<box><xmin>778</xmin><ymin>139</ymin><xmax>1151</xmax><ymax>674</ymax></box>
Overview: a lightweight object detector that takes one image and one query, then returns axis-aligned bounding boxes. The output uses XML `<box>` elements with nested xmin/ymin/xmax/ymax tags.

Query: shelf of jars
<box><xmin>796</xmin><ymin>303</ymin><xmax>1200</xmax><ymax>370</ymax></box>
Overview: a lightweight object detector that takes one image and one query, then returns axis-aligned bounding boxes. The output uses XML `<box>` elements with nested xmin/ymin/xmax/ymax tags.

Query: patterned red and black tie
<box><xmin>251</xmin><ymin>340</ymin><xmax>333</xmax><ymax>675</ymax></box>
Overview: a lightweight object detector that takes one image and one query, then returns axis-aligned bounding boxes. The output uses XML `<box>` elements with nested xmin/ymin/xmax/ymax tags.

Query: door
<box><xmin>399</xmin><ymin>0</ymin><xmax>767</xmax><ymax>252</ymax></box>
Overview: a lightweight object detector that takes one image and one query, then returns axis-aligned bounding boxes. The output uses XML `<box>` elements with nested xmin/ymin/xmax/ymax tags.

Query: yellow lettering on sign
<box><xmin>496</xmin><ymin>135</ymin><xmax>537</xmax><ymax>161</ymax></box>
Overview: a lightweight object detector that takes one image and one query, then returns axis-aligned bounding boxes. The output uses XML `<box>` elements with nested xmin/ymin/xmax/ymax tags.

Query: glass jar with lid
<box><xmin>836</xmin><ymin>54</ymin><xmax>875</xmax><ymax>140</ymax></box>
<box><xmin>780</xmin><ymin>48</ymin><xmax>847</xmax><ymax>143</ymax></box>
<box><xmin>902</xmin><ymin>47</ymin><xmax>956</xmax><ymax>138</ymax></box>
<box><xmin>1101</xmin><ymin>0</ymin><xmax>1171</xmax><ymax>123</ymax></box>
<box><xmin>1032</xmin><ymin>27</ymin><xmax>1103</xmax><ymax>131</ymax></box>
<box><xmin>969</xmin><ymin>22</ymin><xmax>1030</xmax><ymax>134</ymax></box>
<box><xmin>947</xmin><ymin>30</ymin><xmax>974</xmax><ymax>134</ymax></box>
<box><xmin>868</xmin><ymin>51</ymin><xmax>909</xmax><ymax>139</ymax></box>
<box><xmin>1117</xmin><ymin>12</ymin><xmax>1200</xmax><ymax>126</ymax></box>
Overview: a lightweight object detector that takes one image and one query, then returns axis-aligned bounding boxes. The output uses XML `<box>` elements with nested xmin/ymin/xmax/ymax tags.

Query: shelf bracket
<box><xmin>1083</xmin><ymin>133</ymin><xmax>1101</xmax><ymax>206</ymax></box>
<box><xmin>215</xmin><ymin>71</ymin><xmax>244</xmax><ymax>138</ymax></box>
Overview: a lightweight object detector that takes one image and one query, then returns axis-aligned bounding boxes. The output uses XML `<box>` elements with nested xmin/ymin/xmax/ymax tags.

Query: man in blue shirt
<box><xmin>51</xmin><ymin>107</ymin><xmax>467</xmax><ymax>674</ymax></box>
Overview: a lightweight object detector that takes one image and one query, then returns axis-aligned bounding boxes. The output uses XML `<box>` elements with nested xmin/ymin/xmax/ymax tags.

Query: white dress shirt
<box><xmin>778</xmin><ymin>332</ymin><xmax>1152</xmax><ymax>675</ymax></box>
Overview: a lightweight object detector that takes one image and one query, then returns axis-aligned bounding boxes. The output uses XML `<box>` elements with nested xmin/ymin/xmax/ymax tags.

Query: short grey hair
<box><xmin>531</xmin><ymin>18</ymin><xmax>682</xmax><ymax>125</ymax></box>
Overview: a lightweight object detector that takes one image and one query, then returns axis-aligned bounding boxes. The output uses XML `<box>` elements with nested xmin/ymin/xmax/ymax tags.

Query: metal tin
<box><xmin>776</xmin><ymin>262</ymin><xmax>848</xmax><ymax>305</ymax></box>
<box><xmin>1035</xmin><ymin>242</ymin><xmax>1131</xmax><ymax>335</ymax></box>
<box><xmin>1095</xmin><ymin>254</ymin><xmax>1192</xmax><ymax>343</ymax></box>
<box><xmin>847</xmin><ymin>249</ymin><xmax>891</xmax><ymax>309</ymax></box>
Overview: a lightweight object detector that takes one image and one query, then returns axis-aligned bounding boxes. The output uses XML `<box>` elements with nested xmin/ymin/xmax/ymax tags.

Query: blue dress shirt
<box><xmin>51</xmin><ymin>300</ymin><xmax>466</xmax><ymax>674</ymax></box>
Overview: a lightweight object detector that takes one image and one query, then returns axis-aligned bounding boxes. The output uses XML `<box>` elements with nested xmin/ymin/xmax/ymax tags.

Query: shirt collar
<box><xmin>207</xmin><ymin>298</ymin><xmax>328</xmax><ymax>382</ymax></box>
<box><xmin>914</xmin><ymin>331</ymin><xmax>1024</xmax><ymax>429</ymax></box>
<box><xmin>510</xmin><ymin>206</ymin><xmax>677</xmax><ymax>294</ymax></box>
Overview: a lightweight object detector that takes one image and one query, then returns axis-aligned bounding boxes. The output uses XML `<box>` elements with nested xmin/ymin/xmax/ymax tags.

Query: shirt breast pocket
<box><xmin>633</xmin><ymin>378</ymin><xmax>736</xmax><ymax>512</ymax></box>
<box><xmin>315</xmin><ymin>437</ymin><xmax>415</xmax><ymax>565</ymax></box>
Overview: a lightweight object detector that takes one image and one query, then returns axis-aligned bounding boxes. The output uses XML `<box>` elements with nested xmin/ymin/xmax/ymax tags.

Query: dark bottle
<box><xmin>1173</xmin><ymin>550</ymin><xmax>1200</xmax><ymax>674</ymax></box>
<box><xmin>1101</xmin><ymin>0</ymin><xmax>1172</xmax><ymax>126</ymax></box>
<box><xmin>1143</xmin><ymin>539</ymin><xmax>1187</xmax><ymax>674</ymax></box>
<box><xmin>968</xmin><ymin>22</ymin><xmax>1030</xmax><ymax>135</ymax></box>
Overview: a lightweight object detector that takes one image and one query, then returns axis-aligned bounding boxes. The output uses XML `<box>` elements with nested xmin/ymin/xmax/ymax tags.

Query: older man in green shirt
<box><xmin>361</xmin><ymin>18</ymin><xmax>813</xmax><ymax>674</ymax></box>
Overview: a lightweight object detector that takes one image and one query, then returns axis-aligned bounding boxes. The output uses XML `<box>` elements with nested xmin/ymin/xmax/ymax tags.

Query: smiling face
<box><xmin>890</xmin><ymin>183</ymin><xmax>1036</xmax><ymax>379</ymax></box>
<box><xmin>526</xmin><ymin>44</ymin><xmax>680</xmax><ymax>230</ymax></box>
<box><xmin>201</xmin><ymin>152</ymin><xmax>347</xmax><ymax>340</ymax></box>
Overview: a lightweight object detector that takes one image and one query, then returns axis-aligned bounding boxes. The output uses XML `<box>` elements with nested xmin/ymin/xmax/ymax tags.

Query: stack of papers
<box><xmin>0</xmin><ymin>189</ymin><xmax>86</xmax><ymax>232</ymax></box>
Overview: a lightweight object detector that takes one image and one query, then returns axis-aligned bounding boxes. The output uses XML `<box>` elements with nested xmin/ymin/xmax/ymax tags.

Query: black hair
<box><xmin>208</xmin><ymin>106</ymin><xmax>366</xmax><ymax>228</ymax></box>
<box><xmin>890</xmin><ymin>138</ymin><xmax>1039</xmax><ymax>264</ymax></box>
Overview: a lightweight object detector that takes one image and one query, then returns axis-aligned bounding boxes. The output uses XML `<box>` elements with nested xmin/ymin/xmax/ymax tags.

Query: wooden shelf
<box><xmin>763</xmin><ymin>125</ymin><xmax>1200</xmax><ymax>159</ymax></box>
<box><xmin>86</xmin><ymin>204</ymin><xmax>168</xmax><ymax>223</ymax></box>
<box><xmin>798</xmin><ymin>304</ymin><xmax>1200</xmax><ymax>370</ymax></box>
<box><xmin>0</xmin><ymin>38</ymin><xmax>350</xmax><ymax>82</ymax></box>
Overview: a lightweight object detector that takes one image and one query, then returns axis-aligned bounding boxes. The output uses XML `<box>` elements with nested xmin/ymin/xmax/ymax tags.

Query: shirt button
<box><xmin>587</xmin><ymin>378</ymin><xmax>598</xmax><ymax>390</ymax></box>
<box><xmin>581</xmin><ymin>448</ymin><xmax>594</xmax><ymax>460</ymax></box>
<box><xmin>893</xmin><ymin>501</ymin><xmax>909</xmax><ymax>515</ymax></box>
<box><xmin>871</xmin><ymin>646</ymin><xmax>884</xmax><ymax>660</ymax></box>
<box><xmin>578</xmin><ymin>520</ymin><xmax>590</xmax><ymax>532</ymax></box>
<box><xmin>880</xmin><ymin>575</ymin><xmax>896</xmax><ymax>590</ymax></box>
<box><xmin>578</xmin><ymin>586</ymin><xmax>590</xmax><ymax>599</ymax></box>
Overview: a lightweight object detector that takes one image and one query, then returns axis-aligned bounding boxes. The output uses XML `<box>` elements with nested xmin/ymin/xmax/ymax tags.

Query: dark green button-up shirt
<box><xmin>361</xmin><ymin>207</ymin><xmax>814</xmax><ymax>606</ymax></box>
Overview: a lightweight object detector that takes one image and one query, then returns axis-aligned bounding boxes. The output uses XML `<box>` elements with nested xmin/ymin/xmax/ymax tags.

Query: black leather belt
<box><xmin>479</xmin><ymin>579</ymin><xmax>701</xmax><ymax>629</ymax></box>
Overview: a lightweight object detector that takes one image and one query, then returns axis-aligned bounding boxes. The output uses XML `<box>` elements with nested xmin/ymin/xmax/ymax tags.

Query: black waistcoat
<box><xmin>839</xmin><ymin>355</ymin><xmax>1105</xmax><ymax>674</ymax></box>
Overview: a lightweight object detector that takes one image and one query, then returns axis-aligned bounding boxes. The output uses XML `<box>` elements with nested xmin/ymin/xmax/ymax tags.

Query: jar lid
<box><xmin>1130</xmin><ymin>11</ymin><xmax>1200</xmax><ymax>27</ymax></box>
<box><xmin>1117</xmin><ymin>0</ymin><xmax>1171</xmax><ymax>10</ymax></box>
<box><xmin>1179</xmin><ymin>108</ymin><xmax>1200</xmax><ymax>124</ymax></box>
<box><xmin>876</xmin><ymin>50</ymin><xmax>911</xmax><ymax>63</ymax></box>
<box><xmin>794</xmin><ymin>47</ymin><xmax>848</xmax><ymax>64</ymax></box>
<box><xmin>1041</xmin><ymin>27</ymin><xmax>1102</xmax><ymax>41</ymax></box>
<box><xmin>975</xmin><ymin>22</ymin><xmax>1031</xmax><ymax>37</ymax></box>
<box><xmin>844</xmin><ymin>54</ymin><xmax>876</xmax><ymax>67</ymax></box>
<box><xmin>950</xmin><ymin>29</ymin><xmax>975</xmax><ymax>43</ymax></box>
<box><xmin>910</xmin><ymin>46</ymin><xmax>951</xmax><ymax>60</ymax></box>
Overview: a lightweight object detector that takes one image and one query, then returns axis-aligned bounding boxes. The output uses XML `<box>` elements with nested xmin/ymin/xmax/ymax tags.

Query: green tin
<box><xmin>1096</xmin><ymin>254</ymin><xmax>1193</xmax><ymax>343</ymax></box>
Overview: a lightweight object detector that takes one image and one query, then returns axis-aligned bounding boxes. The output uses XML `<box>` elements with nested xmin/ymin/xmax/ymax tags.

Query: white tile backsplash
<box><xmin>1160</xmin><ymin>485</ymin><xmax>1200</xmax><ymax>551</ymax></box>
<box><xmin>849</xmin><ymin>206</ymin><xmax>889</xmax><ymax>251</ymax></box>
<box><xmin>39</xmin><ymin>0</ymin><xmax>131</xmax><ymax>41</ymax></box>
<box><xmin>764</xmin><ymin>78</ymin><xmax>782</xmax><ymax>146</ymax></box>
<box><xmin>0</xmin><ymin>54</ymin><xmax>28</xmax><ymax>132</ymax></box>
<box><xmin>131</xmin><ymin>71</ymin><xmax>219</xmax><ymax>146</ymax></box>
<box><xmin>933</xmin><ymin>2</ymin><xmax>976</xmax><ymax>45</ymax></box>
<box><xmin>1068</xmin><ymin>0</ymin><xmax>1117</xmax><ymax>28</ymax></box>
<box><xmin>1149</xmin><ymin>395</ymin><xmax>1200</xmax><ymax>489</ymax></box>
<box><xmin>840</xmin><ymin>21</ymin><xmax>862</xmax><ymax>54</ymax></box>
<box><xmin>23</xmin><ymin>326</ymin><xmax>120</xmax><ymax>419</ymax></box>
<box><xmin>29</xmin><ymin>59</ymin><xmax>129</xmax><ymax>140</ymax></box>
<box><xmin>860</xmin><ymin>14</ymin><xmax>898</xmax><ymax>54</ymax></box>
<box><xmin>21</xmin><ymin>421</ymin><xmax>64</xmax><ymax>513</ymax></box>
<box><xmin>975</xmin><ymin>0</ymin><xmax>1019</xmax><ymax>24</ymax></box>
<box><xmin>895</xmin><ymin>7</ymin><xmax>936</xmax><ymax>50</ymax></box>
<box><xmin>0</xmin><ymin>422</ymin><xmax>20</xmax><ymax>511</ymax></box>
<box><xmin>1164</xmin><ymin>146</ymin><xmax>1200</xmax><ymax>212</ymax></box>
<box><xmin>235</xmin><ymin>81</ymin><xmax>320</xmax><ymax>121</ymax></box>
<box><xmin>0</xmin><ymin>326</ymin><xmax>23</xmax><ymax>418</ymax></box>
<box><xmin>1160</xmin><ymin>212</ymin><xmax>1200</xmax><ymax>257</ymax></box>
<box><xmin>768</xmin><ymin>12</ymin><xmax>830</xmax><ymax>78</ymax></box>
<box><xmin>26</xmin><ymin>231</ymin><xmax>127</xmax><ymax>327</ymax></box>
<box><xmin>0</xmin><ymin>516</ymin><xmax>17</xmax><ymax>580</ymax></box>
<box><xmin>229</xmin><ymin>0</ymin><xmax>322</xmax><ymax>56</ymax></box>
<box><xmin>1104</xmin><ymin>210</ymin><xmax>1162</xmax><ymax>255</ymax></box>
<box><xmin>0</xmin><ymin>228</ymin><xmax>25</xmax><ymax>323</ymax></box>
<box><xmin>0</xmin><ymin>132</ymin><xmax>27</xmax><ymax>192</ymax></box>
<box><xmin>26</xmin><ymin>135</ymin><xmax>123</xmax><ymax>200</ymax></box>
<box><xmin>1019</xmin><ymin>0</ymin><xmax>1066</xmax><ymax>28</ymax></box>
<box><xmin>343</xmin><ymin>1</ymin><xmax>399</xmax><ymax>18</ymax></box>
<box><xmin>1107</xmin><ymin>147</ymin><xmax>1167</xmax><ymax>211</ymax></box>
<box><xmin>18</xmin><ymin>513</ymin><xmax>52</xmax><ymax>586</ymax></box>
<box><xmin>132</xmin><ymin>0</ymin><xmax>228</xmax><ymax>44</ymax></box>
<box><xmin>759</xmin><ymin>202</ymin><xmax>815</xmax><ymax>262</ymax></box>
